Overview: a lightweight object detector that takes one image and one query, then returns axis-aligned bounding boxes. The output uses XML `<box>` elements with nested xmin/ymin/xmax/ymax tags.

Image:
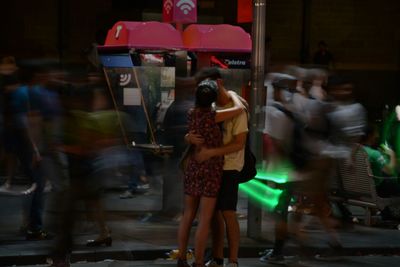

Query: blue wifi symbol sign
<box><xmin>176</xmin><ymin>0</ymin><xmax>195</xmax><ymax>15</ymax></box>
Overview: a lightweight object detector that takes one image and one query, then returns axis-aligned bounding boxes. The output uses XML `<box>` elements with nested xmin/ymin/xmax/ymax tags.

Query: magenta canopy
<box><xmin>100</xmin><ymin>21</ymin><xmax>184</xmax><ymax>50</ymax></box>
<box><xmin>183</xmin><ymin>24</ymin><xmax>252</xmax><ymax>53</ymax></box>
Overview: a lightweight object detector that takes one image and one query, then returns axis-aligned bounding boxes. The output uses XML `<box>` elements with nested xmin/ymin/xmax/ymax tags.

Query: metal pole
<box><xmin>247</xmin><ymin>0</ymin><xmax>266</xmax><ymax>239</ymax></box>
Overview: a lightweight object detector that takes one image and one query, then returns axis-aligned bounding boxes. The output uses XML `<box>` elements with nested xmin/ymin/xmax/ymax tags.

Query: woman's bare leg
<box><xmin>194</xmin><ymin>196</ymin><xmax>217</xmax><ymax>265</ymax></box>
<box><xmin>177</xmin><ymin>195</ymin><xmax>199</xmax><ymax>260</ymax></box>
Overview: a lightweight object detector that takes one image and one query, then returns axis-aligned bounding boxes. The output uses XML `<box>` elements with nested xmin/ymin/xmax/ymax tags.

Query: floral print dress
<box><xmin>184</xmin><ymin>108</ymin><xmax>224</xmax><ymax>197</ymax></box>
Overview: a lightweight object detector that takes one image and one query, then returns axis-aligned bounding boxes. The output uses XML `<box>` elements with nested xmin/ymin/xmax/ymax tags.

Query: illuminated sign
<box><xmin>163</xmin><ymin>0</ymin><xmax>197</xmax><ymax>23</ymax></box>
<box><xmin>237</xmin><ymin>0</ymin><xmax>253</xmax><ymax>23</ymax></box>
<box><xmin>210</xmin><ymin>55</ymin><xmax>250</xmax><ymax>69</ymax></box>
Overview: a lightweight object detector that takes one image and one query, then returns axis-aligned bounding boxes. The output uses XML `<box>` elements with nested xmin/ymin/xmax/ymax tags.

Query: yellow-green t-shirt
<box><xmin>218</xmin><ymin>102</ymin><xmax>248</xmax><ymax>171</ymax></box>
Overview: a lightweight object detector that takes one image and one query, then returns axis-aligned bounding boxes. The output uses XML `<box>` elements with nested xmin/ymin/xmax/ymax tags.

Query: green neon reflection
<box><xmin>254</xmin><ymin>164</ymin><xmax>292</xmax><ymax>184</ymax></box>
<box><xmin>382</xmin><ymin>111</ymin><xmax>400</xmax><ymax>157</ymax></box>
<box><xmin>255</xmin><ymin>170</ymin><xmax>289</xmax><ymax>184</ymax></box>
<box><xmin>381</xmin><ymin>111</ymin><xmax>395</xmax><ymax>143</ymax></box>
<box><xmin>239</xmin><ymin>179</ymin><xmax>282</xmax><ymax>211</ymax></box>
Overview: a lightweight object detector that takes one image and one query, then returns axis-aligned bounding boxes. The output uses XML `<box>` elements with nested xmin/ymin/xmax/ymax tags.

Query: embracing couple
<box><xmin>177</xmin><ymin>67</ymin><xmax>249</xmax><ymax>267</ymax></box>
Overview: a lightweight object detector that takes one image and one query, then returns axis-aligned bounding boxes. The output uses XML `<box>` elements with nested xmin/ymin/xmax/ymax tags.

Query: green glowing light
<box><xmin>239</xmin><ymin>179</ymin><xmax>282</xmax><ymax>211</ymax></box>
<box><xmin>255</xmin><ymin>170</ymin><xmax>289</xmax><ymax>183</ymax></box>
<box><xmin>254</xmin><ymin>164</ymin><xmax>292</xmax><ymax>183</ymax></box>
<box><xmin>382</xmin><ymin>111</ymin><xmax>400</xmax><ymax>159</ymax></box>
<box><xmin>382</xmin><ymin>111</ymin><xmax>395</xmax><ymax>144</ymax></box>
<box><xmin>239</xmin><ymin>166</ymin><xmax>294</xmax><ymax>210</ymax></box>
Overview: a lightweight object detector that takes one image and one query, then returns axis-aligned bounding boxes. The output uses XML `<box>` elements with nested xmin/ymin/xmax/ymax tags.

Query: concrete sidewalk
<box><xmin>12</xmin><ymin>256</ymin><xmax>400</xmax><ymax>267</ymax></box>
<box><xmin>1</xmin><ymin>185</ymin><xmax>400</xmax><ymax>266</ymax></box>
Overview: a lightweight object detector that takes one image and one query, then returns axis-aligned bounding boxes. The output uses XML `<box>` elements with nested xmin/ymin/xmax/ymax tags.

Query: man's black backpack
<box><xmin>237</xmin><ymin>107</ymin><xmax>257</xmax><ymax>183</ymax></box>
<box><xmin>272</xmin><ymin>103</ymin><xmax>311</xmax><ymax>170</ymax></box>
<box><xmin>238</xmin><ymin>136</ymin><xmax>257</xmax><ymax>183</ymax></box>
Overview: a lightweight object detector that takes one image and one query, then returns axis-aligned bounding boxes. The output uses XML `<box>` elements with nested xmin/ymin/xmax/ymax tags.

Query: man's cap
<box><xmin>271</xmin><ymin>73</ymin><xmax>297</xmax><ymax>91</ymax></box>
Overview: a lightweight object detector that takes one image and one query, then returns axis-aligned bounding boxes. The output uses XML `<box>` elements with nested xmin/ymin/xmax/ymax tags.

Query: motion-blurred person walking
<box><xmin>0</xmin><ymin>62</ymin><xmax>50</xmax><ymax>240</ymax></box>
<box><xmin>50</xmin><ymin>74</ymin><xmax>119</xmax><ymax>267</ymax></box>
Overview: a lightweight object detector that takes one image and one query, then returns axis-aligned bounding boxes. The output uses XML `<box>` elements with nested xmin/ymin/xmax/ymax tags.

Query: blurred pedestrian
<box><xmin>325</xmin><ymin>75</ymin><xmax>367</xmax><ymax>223</ymax></box>
<box><xmin>0</xmin><ymin>56</ymin><xmax>20</xmax><ymax>191</ymax></box>
<box><xmin>262</xmin><ymin>72</ymin><xmax>295</xmax><ymax>171</ymax></box>
<box><xmin>50</xmin><ymin>75</ymin><xmax>117</xmax><ymax>266</ymax></box>
<box><xmin>308</xmin><ymin>68</ymin><xmax>328</xmax><ymax>101</ymax></box>
<box><xmin>291</xmin><ymin>69</ymin><xmax>343</xmax><ymax>260</ymax></box>
<box><xmin>261</xmin><ymin>67</ymin><xmax>343</xmax><ymax>261</ymax></box>
<box><xmin>325</xmin><ymin>75</ymin><xmax>367</xmax><ymax>154</ymax></box>
<box><xmin>159</xmin><ymin>77</ymin><xmax>196</xmax><ymax>218</ymax></box>
<box><xmin>260</xmin><ymin>74</ymin><xmax>299</xmax><ymax>264</ymax></box>
<box><xmin>0</xmin><ymin>64</ymin><xmax>50</xmax><ymax>240</ymax></box>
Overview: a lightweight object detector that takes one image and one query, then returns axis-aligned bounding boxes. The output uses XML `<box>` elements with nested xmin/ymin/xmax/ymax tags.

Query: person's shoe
<box><xmin>177</xmin><ymin>258</ymin><xmax>190</xmax><ymax>267</ymax></box>
<box><xmin>258</xmin><ymin>248</ymin><xmax>270</xmax><ymax>257</ymax></box>
<box><xmin>259</xmin><ymin>249</ymin><xmax>285</xmax><ymax>264</ymax></box>
<box><xmin>139</xmin><ymin>183</ymin><xmax>150</xmax><ymax>189</ymax></box>
<box><xmin>205</xmin><ymin>259</ymin><xmax>223</xmax><ymax>267</ymax></box>
<box><xmin>135</xmin><ymin>183</ymin><xmax>150</xmax><ymax>192</ymax></box>
<box><xmin>21</xmin><ymin>183</ymin><xmax>37</xmax><ymax>195</ymax></box>
<box><xmin>0</xmin><ymin>182</ymin><xmax>11</xmax><ymax>191</ymax></box>
<box><xmin>26</xmin><ymin>230</ymin><xmax>54</xmax><ymax>240</ymax></box>
<box><xmin>225</xmin><ymin>262</ymin><xmax>238</xmax><ymax>267</ymax></box>
<box><xmin>119</xmin><ymin>190</ymin><xmax>135</xmax><ymax>199</ymax></box>
<box><xmin>86</xmin><ymin>236</ymin><xmax>112</xmax><ymax>247</ymax></box>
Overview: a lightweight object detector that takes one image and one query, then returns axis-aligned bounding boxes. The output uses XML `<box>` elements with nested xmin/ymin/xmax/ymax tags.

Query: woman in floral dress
<box><xmin>177</xmin><ymin>80</ymin><xmax>244</xmax><ymax>267</ymax></box>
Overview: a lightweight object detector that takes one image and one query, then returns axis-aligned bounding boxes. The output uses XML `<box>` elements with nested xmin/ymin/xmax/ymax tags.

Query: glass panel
<box><xmin>103</xmin><ymin>66</ymin><xmax>175</xmax><ymax>143</ymax></box>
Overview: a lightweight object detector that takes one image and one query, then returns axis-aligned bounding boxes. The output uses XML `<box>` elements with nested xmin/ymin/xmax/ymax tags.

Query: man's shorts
<box><xmin>216</xmin><ymin>170</ymin><xmax>240</xmax><ymax>211</ymax></box>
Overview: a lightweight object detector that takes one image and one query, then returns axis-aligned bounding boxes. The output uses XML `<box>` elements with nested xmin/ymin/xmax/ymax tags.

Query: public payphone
<box><xmin>97</xmin><ymin>21</ymin><xmax>185</xmax><ymax>154</ymax></box>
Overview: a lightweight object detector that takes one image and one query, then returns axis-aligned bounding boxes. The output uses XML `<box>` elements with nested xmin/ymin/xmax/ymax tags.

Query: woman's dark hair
<box><xmin>195</xmin><ymin>79</ymin><xmax>218</xmax><ymax>108</ymax></box>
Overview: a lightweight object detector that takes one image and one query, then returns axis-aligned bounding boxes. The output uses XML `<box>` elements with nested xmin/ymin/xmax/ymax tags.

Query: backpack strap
<box><xmin>271</xmin><ymin>103</ymin><xmax>294</xmax><ymax>120</ymax></box>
